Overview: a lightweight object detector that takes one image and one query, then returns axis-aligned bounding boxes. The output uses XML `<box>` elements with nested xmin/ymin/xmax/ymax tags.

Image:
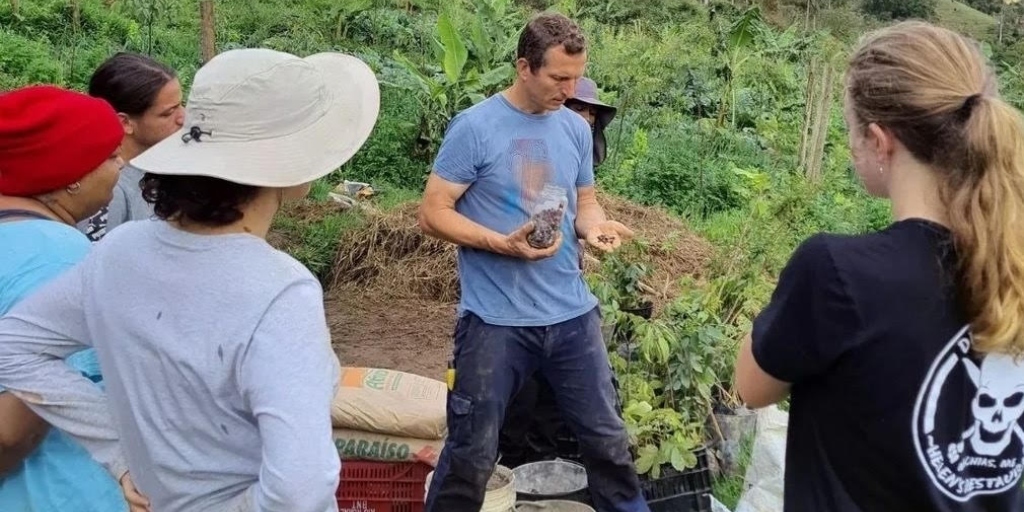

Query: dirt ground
<box><xmin>325</xmin><ymin>285</ymin><xmax>455</xmax><ymax>381</ymax></box>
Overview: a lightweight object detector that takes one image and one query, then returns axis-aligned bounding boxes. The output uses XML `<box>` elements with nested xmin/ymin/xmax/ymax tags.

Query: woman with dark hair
<box><xmin>0</xmin><ymin>86</ymin><xmax>129</xmax><ymax>511</ymax></box>
<box><xmin>736</xmin><ymin>22</ymin><xmax>1024</xmax><ymax>511</ymax></box>
<box><xmin>78</xmin><ymin>52</ymin><xmax>183</xmax><ymax>241</ymax></box>
<box><xmin>0</xmin><ymin>48</ymin><xmax>380</xmax><ymax>511</ymax></box>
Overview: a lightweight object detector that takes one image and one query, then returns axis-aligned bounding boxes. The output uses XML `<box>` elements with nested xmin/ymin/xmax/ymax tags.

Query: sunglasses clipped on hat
<box><xmin>132</xmin><ymin>48</ymin><xmax>381</xmax><ymax>188</ymax></box>
<box><xmin>565</xmin><ymin>77</ymin><xmax>617</xmax><ymax>166</ymax></box>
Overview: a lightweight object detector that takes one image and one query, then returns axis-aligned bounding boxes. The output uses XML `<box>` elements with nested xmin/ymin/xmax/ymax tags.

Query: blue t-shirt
<box><xmin>0</xmin><ymin>218</ymin><xmax>125</xmax><ymax>512</ymax></box>
<box><xmin>433</xmin><ymin>94</ymin><xmax>598</xmax><ymax>327</ymax></box>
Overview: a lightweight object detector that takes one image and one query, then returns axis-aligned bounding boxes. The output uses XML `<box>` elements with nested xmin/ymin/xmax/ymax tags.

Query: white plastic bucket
<box><xmin>425</xmin><ymin>465</ymin><xmax>516</xmax><ymax>511</ymax></box>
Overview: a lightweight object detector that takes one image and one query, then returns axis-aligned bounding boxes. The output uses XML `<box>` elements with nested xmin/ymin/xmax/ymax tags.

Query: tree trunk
<box><xmin>71</xmin><ymin>0</ymin><xmax>80</xmax><ymax>31</ymax></box>
<box><xmin>200</xmin><ymin>0</ymin><xmax>216</xmax><ymax>63</ymax></box>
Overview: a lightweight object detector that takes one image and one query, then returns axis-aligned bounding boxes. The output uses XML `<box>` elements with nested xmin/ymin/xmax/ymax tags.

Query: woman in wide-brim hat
<box><xmin>565</xmin><ymin>76</ymin><xmax>618</xmax><ymax>166</ymax></box>
<box><xmin>0</xmin><ymin>48</ymin><xmax>380</xmax><ymax>512</ymax></box>
<box><xmin>0</xmin><ymin>85</ymin><xmax>129</xmax><ymax>512</ymax></box>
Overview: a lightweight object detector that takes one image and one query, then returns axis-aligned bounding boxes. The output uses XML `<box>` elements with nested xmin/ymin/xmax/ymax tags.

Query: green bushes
<box><xmin>340</xmin><ymin>86</ymin><xmax>428</xmax><ymax>189</ymax></box>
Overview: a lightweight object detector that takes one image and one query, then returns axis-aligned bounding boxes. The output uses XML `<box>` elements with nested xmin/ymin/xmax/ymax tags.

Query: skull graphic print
<box><xmin>914</xmin><ymin>326</ymin><xmax>1024</xmax><ymax>502</ymax></box>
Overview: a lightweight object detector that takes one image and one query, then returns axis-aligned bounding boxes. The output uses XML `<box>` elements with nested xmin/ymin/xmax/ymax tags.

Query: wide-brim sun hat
<box><xmin>566</xmin><ymin>76</ymin><xmax>616</xmax><ymax>129</ymax></box>
<box><xmin>132</xmin><ymin>49</ymin><xmax>380</xmax><ymax>188</ymax></box>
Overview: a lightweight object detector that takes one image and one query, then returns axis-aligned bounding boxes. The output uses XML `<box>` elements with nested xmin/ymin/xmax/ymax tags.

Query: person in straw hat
<box><xmin>0</xmin><ymin>85</ymin><xmax>130</xmax><ymax>512</ymax></box>
<box><xmin>565</xmin><ymin>76</ymin><xmax>617</xmax><ymax>168</ymax></box>
<box><xmin>0</xmin><ymin>48</ymin><xmax>380</xmax><ymax>512</ymax></box>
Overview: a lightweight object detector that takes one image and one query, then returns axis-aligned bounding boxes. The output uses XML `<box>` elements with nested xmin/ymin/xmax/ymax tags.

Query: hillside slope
<box><xmin>936</xmin><ymin>0</ymin><xmax>997</xmax><ymax>40</ymax></box>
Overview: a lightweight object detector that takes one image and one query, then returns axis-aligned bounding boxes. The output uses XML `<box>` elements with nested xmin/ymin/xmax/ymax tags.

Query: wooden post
<box><xmin>200</xmin><ymin>0</ymin><xmax>216</xmax><ymax>63</ymax></box>
<box><xmin>809</xmin><ymin>65</ymin><xmax>835</xmax><ymax>182</ymax></box>
<box><xmin>799</xmin><ymin>58</ymin><xmax>834</xmax><ymax>181</ymax></box>
<box><xmin>10</xmin><ymin>0</ymin><xmax>18</xmax><ymax>15</ymax></box>
<box><xmin>799</xmin><ymin>58</ymin><xmax>818</xmax><ymax>172</ymax></box>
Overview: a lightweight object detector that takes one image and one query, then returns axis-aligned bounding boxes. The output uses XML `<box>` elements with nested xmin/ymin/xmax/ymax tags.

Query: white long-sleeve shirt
<box><xmin>0</xmin><ymin>220</ymin><xmax>341</xmax><ymax>512</ymax></box>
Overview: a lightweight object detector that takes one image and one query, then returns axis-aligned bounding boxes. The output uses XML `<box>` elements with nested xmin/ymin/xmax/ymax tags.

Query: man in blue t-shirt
<box><xmin>418</xmin><ymin>13</ymin><xmax>649</xmax><ymax>512</ymax></box>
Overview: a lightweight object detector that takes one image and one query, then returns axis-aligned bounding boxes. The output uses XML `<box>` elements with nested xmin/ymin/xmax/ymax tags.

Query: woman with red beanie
<box><xmin>0</xmin><ymin>85</ymin><xmax>131</xmax><ymax>511</ymax></box>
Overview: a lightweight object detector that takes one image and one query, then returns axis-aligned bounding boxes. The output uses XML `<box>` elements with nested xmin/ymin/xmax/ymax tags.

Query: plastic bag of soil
<box><xmin>332</xmin><ymin>367</ymin><xmax>447</xmax><ymax>439</ymax></box>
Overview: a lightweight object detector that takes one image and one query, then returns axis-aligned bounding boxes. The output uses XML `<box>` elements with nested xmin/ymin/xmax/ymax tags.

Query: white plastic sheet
<box><xmin>734</xmin><ymin>405</ymin><xmax>789</xmax><ymax>512</ymax></box>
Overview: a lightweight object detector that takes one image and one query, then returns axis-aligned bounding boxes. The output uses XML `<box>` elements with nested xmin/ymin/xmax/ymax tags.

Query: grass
<box><xmin>271</xmin><ymin>177</ymin><xmax>423</xmax><ymax>283</ymax></box>
<box><xmin>935</xmin><ymin>0</ymin><xmax>997</xmax><ymax>41</ymax></box>
<box><xmin>271</xmin><ymin>208</ymin><xmax>365</xmax><ymax>281</ymax></box>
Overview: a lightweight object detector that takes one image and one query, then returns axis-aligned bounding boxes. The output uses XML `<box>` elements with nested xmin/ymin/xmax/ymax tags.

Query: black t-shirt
<box><xmin>753</xmin><ymin>219</ymin><xmax>1024</xmax><ymax>512</ymax></box>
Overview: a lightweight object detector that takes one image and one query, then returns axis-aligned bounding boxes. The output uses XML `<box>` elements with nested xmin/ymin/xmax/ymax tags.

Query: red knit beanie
<box><xmin>0</xmin><ymin>85</ymin><xmax>124</xmax><ymax>197</ymax></box>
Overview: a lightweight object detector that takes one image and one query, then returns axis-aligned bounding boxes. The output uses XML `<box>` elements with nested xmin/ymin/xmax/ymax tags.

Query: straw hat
<box><xmin>132</xmin><ymin>49</ymin><xmax>380</xmax><ymax>187</ymax></box>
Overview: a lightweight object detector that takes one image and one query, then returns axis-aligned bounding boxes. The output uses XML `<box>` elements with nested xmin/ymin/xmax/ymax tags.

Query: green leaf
<box><xmin>682</xmin><ymin>450</ymin><xmax>698</xmax><ymax>469</ymax></box>
<box><xmin>431</xmin><ymin>37</ymin><xmax>446</xmax><ymax>66</ymax></box>
<box><xmin>478</xmin><ymin>64</ymin><xmax>513</xmax><ymax>88</ymax></box>
<box><xmin>728</xmin><ymin>7</ymin><xmax>761</xmax><ymax>51</ymax></box>
<box><xmin>437</xmin><ymin>13</ymin><xmax>468</xmax><ymax>84</ymax></box>
<box><xmin>469</xmin><ymin>18</ymin><xmax>491</xmax><ymax>61</ymax></box>
<box><xmin>392</xmin><ymin>51</ymin><xmax>433</xmax><ymax>94</ymax></box>
<box><xmin>670</xmin><ymin>446</ymin><xmax>686</xmax><ymax>471</ymax></box>
<box><xmin>635</xmin><ymin>444</ymin><xmax>659</xmax><ymax>475</ymax></box>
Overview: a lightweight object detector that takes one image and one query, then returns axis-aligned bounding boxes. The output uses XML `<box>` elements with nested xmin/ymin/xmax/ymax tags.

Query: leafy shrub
<box><xmin>602</xmin><ymin>119</ymin><xmax>776</xmax><ymax>217</ymax></box>
<box><xmin>0</xmin><ymin>30</ymin><xmax>63</xmax><ymax>87</ymax></box>
<box><xmin>340</xmin><ymin>86</ymin><xmax>427</xmax><ymax>189</ymax></box>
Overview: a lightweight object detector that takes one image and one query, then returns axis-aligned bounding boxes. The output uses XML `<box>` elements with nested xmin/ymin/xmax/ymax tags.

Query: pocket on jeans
<box><xmin>446</xmin><ymin>391</ymin><xmax>475</xmax><ymax>448</ymax></box>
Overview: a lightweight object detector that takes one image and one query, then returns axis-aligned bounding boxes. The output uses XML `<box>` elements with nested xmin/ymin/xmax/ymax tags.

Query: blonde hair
<box><xmin>846</xmin><ymin>21</ymin><xmax>1024</xmax><ymax>357</ymax></box>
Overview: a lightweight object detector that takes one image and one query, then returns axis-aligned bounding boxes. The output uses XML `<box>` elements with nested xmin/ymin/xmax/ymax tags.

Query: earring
<box><xmin>878</xmin><ymin>166</ymin><xmax>884</xmax><ymax>176</ymax></box>
<box><xmin>66</xmin><ymin>182</ymin><xmax>82</xmax><ymax>195</ymax></box>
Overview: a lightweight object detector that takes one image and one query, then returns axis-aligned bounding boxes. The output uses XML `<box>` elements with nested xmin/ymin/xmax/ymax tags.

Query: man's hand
<box><xmin>120</xmin><ymin>472</ymin><xmax>151</xmax><ymax>512</ymax></box>
<box><xmin>584</xmin><ymin>220</ymin><xmax>635</xmax><ymax>253</ymax></box>
<box><xmin>504</xmin><ymin>222</ymin><xmax>563</xmax><ymax>260</ymax></box>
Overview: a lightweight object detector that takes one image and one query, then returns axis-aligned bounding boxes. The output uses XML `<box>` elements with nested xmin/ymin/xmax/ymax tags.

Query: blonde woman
<box><xmin>736</xmin><ymin>22</ymin><xmax>1024</xmax><ymax>511</ymax></box>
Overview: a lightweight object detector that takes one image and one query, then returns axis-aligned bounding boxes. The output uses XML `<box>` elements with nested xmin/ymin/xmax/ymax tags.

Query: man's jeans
<box><xmin>424</xmin><ymin>308</ymin><xmax>649</xmax><ymax>512</ymax></box>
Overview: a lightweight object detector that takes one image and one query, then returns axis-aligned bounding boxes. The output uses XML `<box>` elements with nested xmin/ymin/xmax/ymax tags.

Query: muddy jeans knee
<box><xmin>425</xmin><ymin>391</ymin><xmax>500</xmax><ymax>511</ymax></box>
<box><xmin>425</xmin><ymin>313</ymin><xmax>538</xmax><ymax>512</ymax></box>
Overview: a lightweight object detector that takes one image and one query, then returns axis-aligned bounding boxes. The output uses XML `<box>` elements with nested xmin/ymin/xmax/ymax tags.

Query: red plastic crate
<box><xmin>336</xmin><ymin>461</ymin><xmax>432</xmax><ymax>512</ymax></box>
